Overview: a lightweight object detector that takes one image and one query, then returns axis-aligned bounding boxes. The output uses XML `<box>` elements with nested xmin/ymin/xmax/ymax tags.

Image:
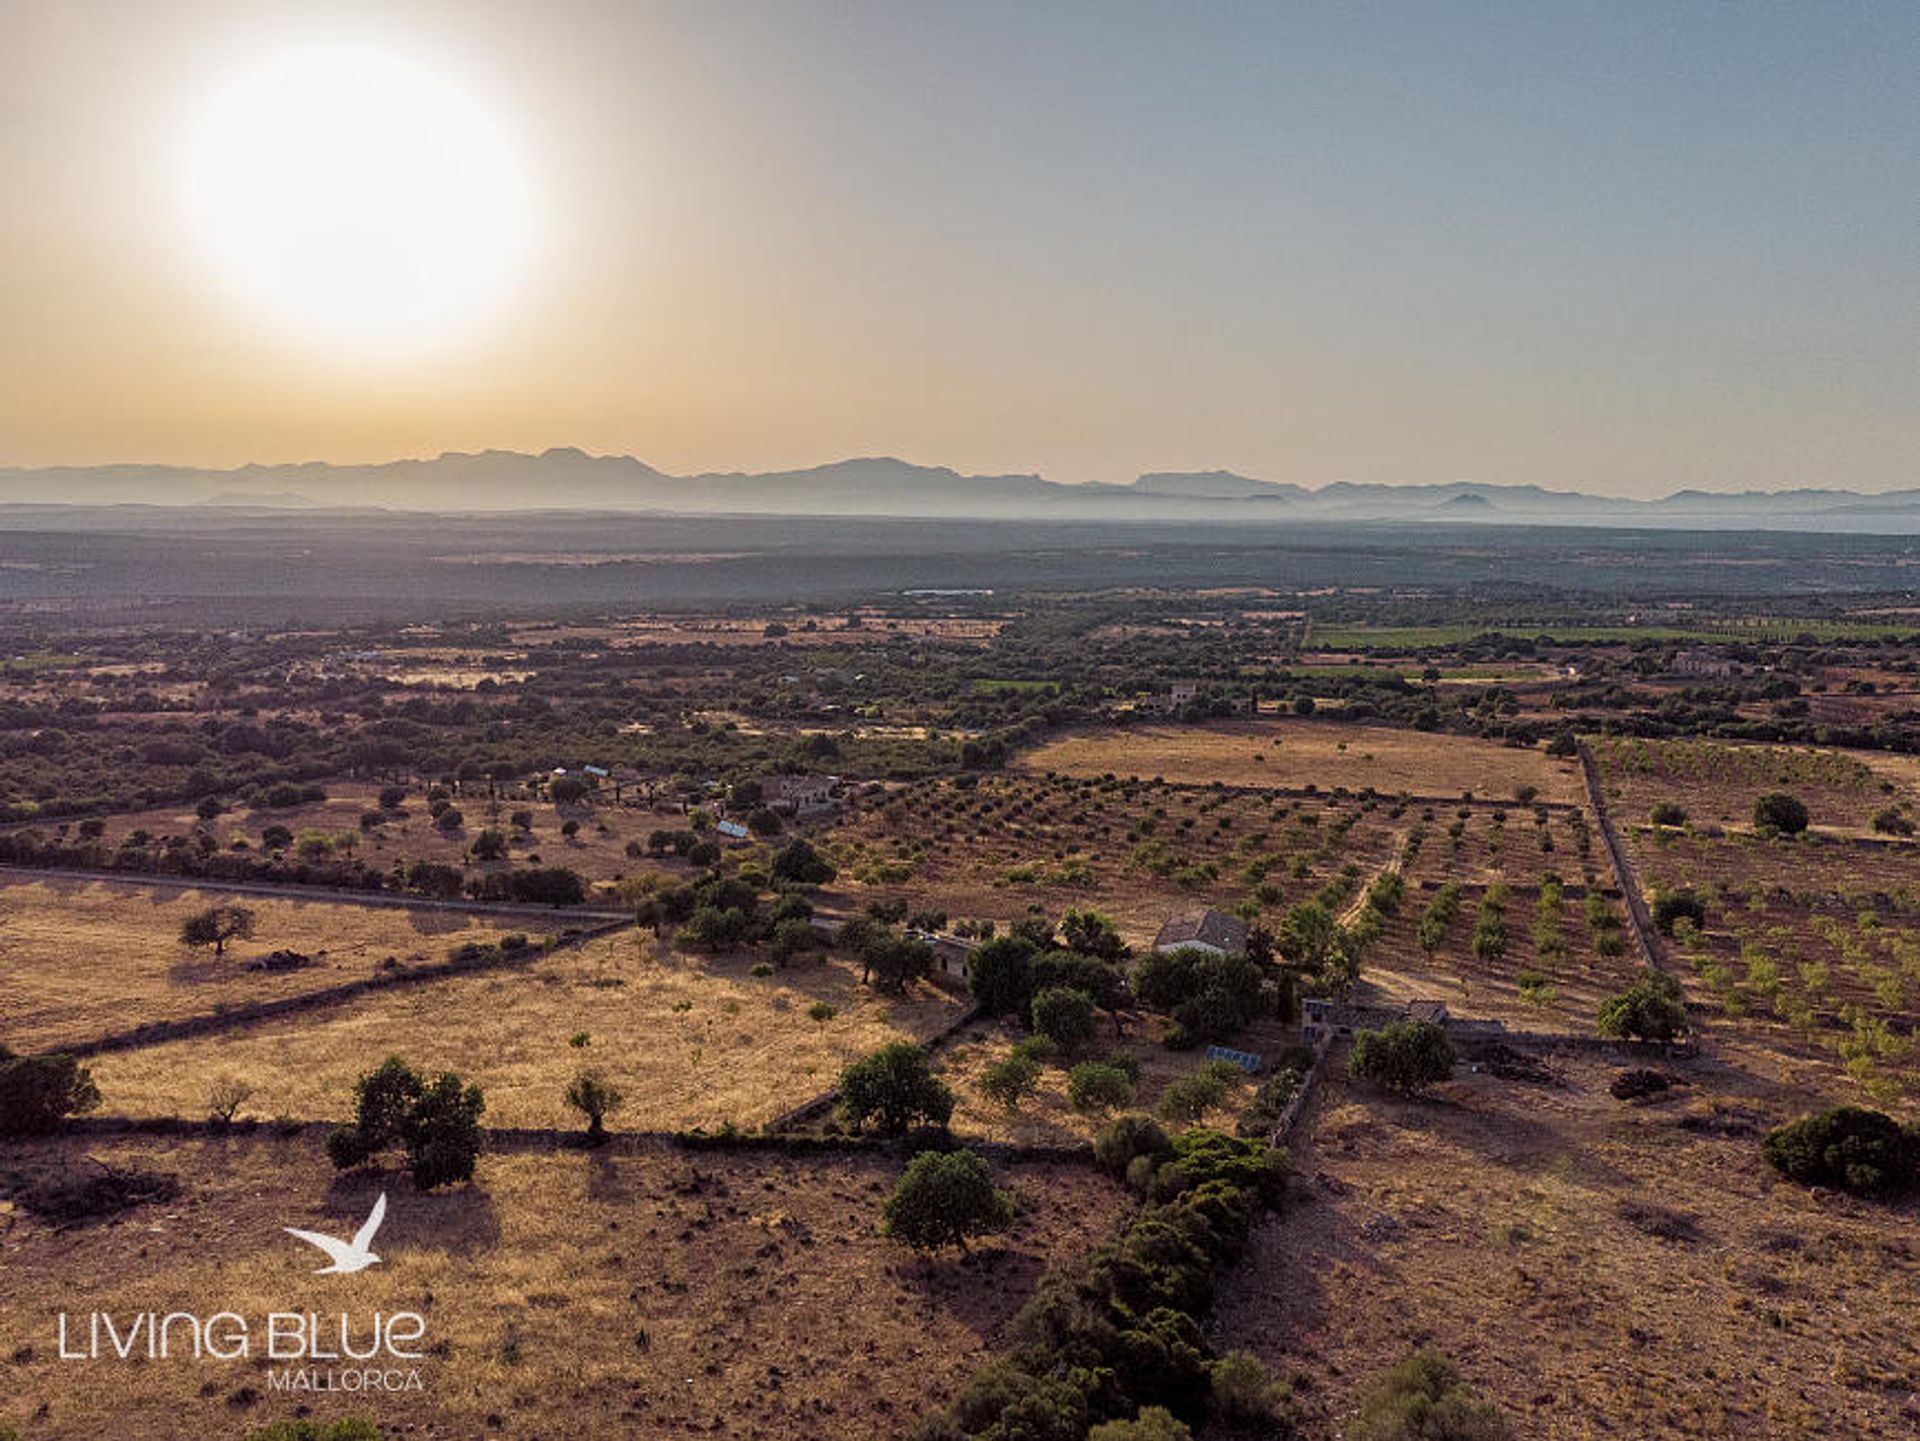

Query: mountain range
<box><xmin>3</xmin><ymin>449</ymin><xmax>1919</xmax><ymax>531</ymax></box>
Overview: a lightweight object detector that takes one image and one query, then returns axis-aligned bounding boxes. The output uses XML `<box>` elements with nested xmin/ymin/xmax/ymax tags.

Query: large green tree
<box><xmin>837</xmin><ymin>1042</ymin><xmax>954</xmax><ymax>1135</ymax></box>
<box><xmin>881</xmin><ymin>1149</ymin><xmax>1013</xmax><ymax>1254</ymax></box>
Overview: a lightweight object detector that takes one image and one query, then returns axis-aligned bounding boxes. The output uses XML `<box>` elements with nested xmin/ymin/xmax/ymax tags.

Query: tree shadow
<box><xmin>897</xmin><ymin>1242</ymin><xmax>1054</xmax><ymax>1341</ymax></box>
<box><xmin>403</xmin><ymin>908</ymin><xmax>483</xmax><ymax>938</ymax></box>
<box><xmin>319</xmin><ymin>1171</ymin><xmax>503</xmax><ymax>1258</ymax></box>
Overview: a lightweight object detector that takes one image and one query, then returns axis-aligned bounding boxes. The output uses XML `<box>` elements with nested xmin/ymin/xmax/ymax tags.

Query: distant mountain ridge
<box><xmin>2</xmin><ymin>449</ymin><xmax>1918</xmax><ymax>531</ymax></box>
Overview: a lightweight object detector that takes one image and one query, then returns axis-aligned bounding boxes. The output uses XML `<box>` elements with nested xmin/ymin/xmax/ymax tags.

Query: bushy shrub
<box><xmin>1235</xmin><ymin>1066</ymin><xmax>1305</xmax><ymax>1137</ymax></box>
<box><xmin>1094</xmin><ymin>1112</ymin><xmax>1174</xmax><ymax>1178</ymax></box>
<box><xmin>1158</xmin><ymin>1065</ymin><xmax>1236</xmax><ymax>1123</ymax></box>
<box><xmin>1349</xmin><ymin>1020</ymin><xmax>1455</xmax><ymax>1096</ymax></box>
<box><xmin>325</xmin><ymin>1056</ymin><xmax>485</xmax><ymax>1190</ymax></box>
<box><xmin>1068</xmin><ymin>1061</ymin><xmax>1137</xmax><ymax>1113</ymax></box>
<box><xmin>1089</xmin><ymin>1407</ymin><xmax>1191</xmax><ymax>1441</ymax></box>
<box><xmin>1652</xmin><ymin>890</ymin><xmax>1707</xmax><ymax>936</ymax></box>
<box><xmin>1762</xmin><ymin>1106</ymin><xmax>1918</xmax><ymax>1197</ymax></box>
<box><xmin>1609</xmin><ymin>1068</ymin><xmax>1671</xmax><ymax>1101</ymax></box>
<box><xmin>1596</xmin><ymin>969</ymin><xmax>1689</xmax><ymax>1042</ymax></box>
<box><xmin>770</xmin><ymin>838</ymin><xmax>836</xmax><ymax>885</ymax></box>
<box><xmin>0</xmin><ymin>1050</ymin><xmax>101</xmax><ymax>1134</ymax></box>
<box><xmin>1031</xmin><ymin>986</ymin><xmax>1098</xmax><ymax>1049</ymax></box>
<box><xmin>247</xmin><ymin>1420</ymin><xmax>382</xmax><ymax>1441</ymax></box>
<box><xmin>981</xmin><ymin>1052</ymin><xmax>1043</xmax><ymax>1112</ymax></box>
<box><xmin>1208</xmin><ymin>1349</ymin><xmax>1295</xmax><ymax>1430</ymax></box>
<box><xmin>1346</xmin><ymin>1350</ymin><xmax>1511</xmax><ymax>1441</ymax></box>
<box><xmin>1753</xmin><ymin>792</ymin><xmax>1810</xmax><ymax>836</ymax></box>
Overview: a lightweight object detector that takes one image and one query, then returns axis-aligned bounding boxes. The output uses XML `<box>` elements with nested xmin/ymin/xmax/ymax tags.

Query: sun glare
<box><xmin>181</xmin><ymin>43</ymin><xmax>533</xmax><ymax>353</ymax></box>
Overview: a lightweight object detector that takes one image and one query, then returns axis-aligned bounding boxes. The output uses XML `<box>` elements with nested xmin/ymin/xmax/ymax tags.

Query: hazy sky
<box><xmin>2</xmin><ymin>1</ymin><xmax>1916</xmax><ymax>494</ymax></box>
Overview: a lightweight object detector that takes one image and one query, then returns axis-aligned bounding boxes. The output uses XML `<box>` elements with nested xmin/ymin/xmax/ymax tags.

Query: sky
<box><xmin>1</xmin><ymin>0</ymin><xmax>1916</xmax><ymax>496</ymax></box>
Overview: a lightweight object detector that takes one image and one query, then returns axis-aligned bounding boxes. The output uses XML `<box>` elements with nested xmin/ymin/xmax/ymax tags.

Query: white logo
<box><xmin>284</xmin><ymin>1193</ymin><xmax>387</xmax><ymax>1275</ymax></box>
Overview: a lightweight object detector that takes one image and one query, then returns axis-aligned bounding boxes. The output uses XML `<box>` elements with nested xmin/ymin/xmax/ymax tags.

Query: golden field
<box><xmin>0</xmin><ymin>877</ymin><xmax>564</xmax><ymax>1054</ymax></box>
<box><xmin>83</xmin><ymin>932</ymin><xmax>964</xmax><ymax>1131</ymax></box>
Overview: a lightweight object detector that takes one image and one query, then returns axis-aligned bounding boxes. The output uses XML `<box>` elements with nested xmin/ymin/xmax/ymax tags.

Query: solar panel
<box><xmin>1204</xmin><ymin>1044</ymin><xmax>1261</xmax><ymax>1074</ymax></box>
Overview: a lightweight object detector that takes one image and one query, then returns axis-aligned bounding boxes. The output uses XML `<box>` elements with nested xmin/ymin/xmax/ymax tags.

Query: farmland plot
<box><xmin>0</xmin><ymin>877</ymin><xmax>564</xmax><ymax>1053</ymax></box>
<box><xmin>1019</xmin><ymin>720</ymin><xmax>1585</xmax><ymax>805</ymax></box>
<box><xmin>1212</xmin><ymin>1054</ymin><xmax>1920</xmax><ymax>1441</ymax></box>
<box><xmin>84</xmin><ymin>933</ymin><xmax>962</xmax><ymax>1130</ymax></box>
<box><xmin>1593</xmin><ymin>736</ymin><xmax>1908</xmax><ymax>836</ymax></box>
<box><xmin>0</xmin><ymin>1134</ymin><xmax>1118</xmax><ymax>1440</ymax></box>
<box><xmin>826</xmin><ymin>773</ymin><xmax>1403</xmax><ymax>942</ymax></box>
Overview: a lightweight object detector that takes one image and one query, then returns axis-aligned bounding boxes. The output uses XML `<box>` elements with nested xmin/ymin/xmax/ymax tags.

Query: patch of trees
<box><xmin>910</xmin><ymin>1124</ymin><xmax>1288</xmax><ymax>1440</ymax></box>
<box><xmin>966</xmin><ymin>915</ymin><xmax>1129</xmax><ymax>1028</ymax></box>
<box><xmin>325</xmin><ymin>1056</ymin><xmax>487</xmax><ymax>1190</ymax></box>
<box><xmin>0</xmin><ymin>827</ymin><xmax>589</xmax><ymax>906</ymax></box>
<box><xmin>1762</xmin><ymin>1105</ymin><xmax>1918</xmax><ymax>1198</ymax></box>
<box><xmin>837</xmin><ymin>912</ymin><xmax>935</xmax><ymax>992</ymax></box>
<box><xmin>466</xmin><ymin>865</ymin><xmax>587</xmax><ymax>907</ymax></box>
<box><xmin>1131</xmin><ymin>946</ymin><xmax>1268</xmax><ymax>1049</ymax></box>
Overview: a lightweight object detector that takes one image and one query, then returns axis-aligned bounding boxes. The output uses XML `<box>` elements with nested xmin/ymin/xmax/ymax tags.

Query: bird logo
<box><xmin>284</xmin><ymin>1193</ymin><xmax>387</xmax><ymax>1275</ymax></box>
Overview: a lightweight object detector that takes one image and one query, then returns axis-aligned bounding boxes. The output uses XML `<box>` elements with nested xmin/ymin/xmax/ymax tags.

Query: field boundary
<box><xmin>0</xmin><ymin>861</ymin><xmax>630</xmax><ymax>923</ymax></box>
<box><xmin>1576</xmin><ymin>739</ymin><xmax>1667</xmax><ymax>974</ymax></box>
<box><xmin>58</xmin><ymin>1113</ymin><xmax>1096</xmax><ymax>1166</ymax></box>
<box><xmin>1014</xmin><ymin>769</ymin><xmax>1587</xmax><ymax>814</ymax></box>
<box><xmin>47</xmin><ymin>916</ymin><xmax>635</xmax><ymax>1060</ymax></box>
<box><xmin>764</xmin><ymin>1003</ymin><xmax>984</xmax><ymax>1134</ymax></box>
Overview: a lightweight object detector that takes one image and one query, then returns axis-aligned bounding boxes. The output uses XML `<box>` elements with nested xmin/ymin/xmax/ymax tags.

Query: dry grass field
<box><xmin>84</xmin><ymin>932</ymin><xmax>964</xmax><ymax>1130</ymax></box>
<box><xmin>1020</xmin><ymin>720</ymin><xmax>1586</xmax><ymax>805</ymax></box>
<box><xmin>1212</xmin><ymin>1051</ymin><xmax>1920</xmax><ymax>1441</ymax></box>
<box><xmin>0</xmin><ymin>1133</ymin><xmax>1122</xmax><ymax>1440</ymax></box>
<box><xmin>0</xmin><ymin>878</ymin><xmax>565</xmax><ymax>1054</ymax></box>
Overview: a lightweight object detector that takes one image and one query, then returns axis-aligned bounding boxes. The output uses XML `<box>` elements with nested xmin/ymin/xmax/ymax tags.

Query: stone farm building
<box><xmin>1302</xmin><ymin>997</ymin><xmax>1450</xmax><ymax>1046</ymax></box>
<box><xmin>1671</xmin><ymin>648</ymin><xmax>1741</xmax><ymax>679</ymax></box>
<box><xmin>761</xmin><ymin>774</ymin><xmax>841</xmax><ymax>814</ymax></box>
<box><xmin>1153</xmin><ymin>907</ymin><xmax>1249</xmax><ymax>957</ymax></box>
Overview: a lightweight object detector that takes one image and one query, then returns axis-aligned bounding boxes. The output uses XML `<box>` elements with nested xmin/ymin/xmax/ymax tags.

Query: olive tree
<box><xmin>180</xmin><ymin>904</ymin><xmax>256</xmax><ymax>959</ymax></box>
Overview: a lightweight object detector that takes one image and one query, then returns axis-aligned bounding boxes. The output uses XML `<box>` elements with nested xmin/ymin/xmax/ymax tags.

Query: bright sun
<box><xmin>182</xmin><ymin>44</ymin><xmax>533</xmax><ymax>352</ymax></box>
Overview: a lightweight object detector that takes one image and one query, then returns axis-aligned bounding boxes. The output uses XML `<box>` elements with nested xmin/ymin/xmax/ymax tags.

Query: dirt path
<box><xmin>1574</xmin><ymin>741</ymin><xmax>1667</xmax><ymax>974</ymax></box>
<box><xmin>1337</xmin><ymin>829</ymin><xmax>1407</xmax><ymax>928</ymax></box>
